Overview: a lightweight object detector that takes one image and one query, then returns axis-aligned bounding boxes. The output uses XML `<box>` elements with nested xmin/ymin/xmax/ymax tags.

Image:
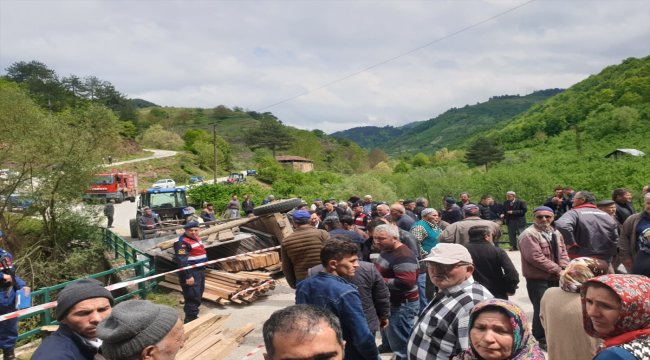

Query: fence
<box><xmin>17</xmin><ymin>228</ymin><xmax>156</xmax><ymax>340</ymax></box>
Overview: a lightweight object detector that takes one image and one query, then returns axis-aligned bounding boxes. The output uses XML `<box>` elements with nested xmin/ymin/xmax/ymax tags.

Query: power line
<box><xmin>256</xmin><ymin>0</ymin><xmax>537</xmax><ymax>112</ymax></box>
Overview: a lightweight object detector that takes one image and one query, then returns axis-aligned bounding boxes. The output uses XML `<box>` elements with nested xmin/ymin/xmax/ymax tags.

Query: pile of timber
<box><xmin>215</xmin><ymin>251</ymin><xmax>280</xmax><ymax>272</ymax></box>
<box><xmin>177</xmin><ymin>313</ymin><xmax>254</xmax><ymax>360</ymax></box>
<box><xmin>159</xmin><ymin>270</ymin><xmax>275</xmax><ymax>305</ymax></box>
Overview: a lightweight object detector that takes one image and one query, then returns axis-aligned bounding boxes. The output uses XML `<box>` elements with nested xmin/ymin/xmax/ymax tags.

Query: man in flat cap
<box><xmin>438</xmin><ymin>204</ymin><xmax>501</xmax><ymax>246</ymax></box>
<box><xmin>97</xmin><ymin>300</ymin><xmax>184</xmax><ymax>360</ymax></box>
<box><xmin>32</xmin><ymin>278</ymin><xmax>114</xmax><ymax>360</ymax></box>
<box><xmin>174</xmin><ymin>221</ymin><xmax>206</xmax><ymax>323</ymax></box>
<box><xmin>281</xmin><ymin>210</ymin><xmax>328</xmax><ymax>289</ymax></box>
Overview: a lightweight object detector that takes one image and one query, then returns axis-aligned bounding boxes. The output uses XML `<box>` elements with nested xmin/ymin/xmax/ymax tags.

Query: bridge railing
<box><xmin>17</xmin><ymin>228</ymin><xmax>156</xmax><ymax>341</ymax></box>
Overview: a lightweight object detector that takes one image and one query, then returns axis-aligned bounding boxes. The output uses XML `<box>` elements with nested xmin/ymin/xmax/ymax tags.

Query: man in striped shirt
<box><xmin>407</xmin><ymin>243</ymin><xmax>493</xmax><ymax>360</ymax></box>
<box><xmin>373</xmin><ymin>224</ymin><xmax>419</xmax><ymax>360</ymax></box>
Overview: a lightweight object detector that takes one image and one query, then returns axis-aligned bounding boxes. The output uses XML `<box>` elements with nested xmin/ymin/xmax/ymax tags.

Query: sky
<box><xmin>1</xmin><ymin>0</ymin><xmax>649</xmax><ymax>133</ymax></box>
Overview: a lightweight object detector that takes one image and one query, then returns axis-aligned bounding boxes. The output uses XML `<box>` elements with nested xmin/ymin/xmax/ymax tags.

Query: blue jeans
<box><xmin>417</xmin><ymin>273</ymin><xmax>428</xmax><ymax>313</ymax></box>
<box><xmin>381</xmin><ymin>300</ymin><xmax>418</xmax><ymax>360</ymax></box>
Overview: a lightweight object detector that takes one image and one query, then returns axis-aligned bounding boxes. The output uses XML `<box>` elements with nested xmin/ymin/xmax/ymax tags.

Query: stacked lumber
<box><xmin>177</xmin><ymin>313</ymin><xmax>254</xmax><ymax>360</ymax></box>
<box><xmin>158</xmin><ymin>270</ymin><xmax>275</xmax><ymax>305</ymax></box>
<box><xmin>216</xmin><ymin>251</ymin><xmax>280</xmax><ymax>272</ymax></box>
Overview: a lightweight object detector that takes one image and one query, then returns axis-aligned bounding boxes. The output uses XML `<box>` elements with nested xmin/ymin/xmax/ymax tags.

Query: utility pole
<box><xmin>213</xmin><ymin>123</ymin><xmax>218</xmax><ymax>184</ymax></box>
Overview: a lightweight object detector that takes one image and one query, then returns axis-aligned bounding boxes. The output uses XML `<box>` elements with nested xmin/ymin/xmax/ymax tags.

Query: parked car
<box><xmin>152</xmin><ymin>179</ymin><xmax>176</xmax><ymax>189</ymax></box>
<box><xmin>246</xmin><ymin>169</ymin><xmax>257</xmax><ymax>176</ymax></box>
<box><xmin>189</xmin><ymin>176</ymin><xmax>205</xmax><ymax>184</ymax></box>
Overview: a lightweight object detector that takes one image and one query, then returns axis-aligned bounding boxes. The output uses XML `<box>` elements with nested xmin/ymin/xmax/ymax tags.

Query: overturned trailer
<box><xmin>129</xmin><ymin>198</ymin><xmax>304</xmax><ymax>273</ymax></box>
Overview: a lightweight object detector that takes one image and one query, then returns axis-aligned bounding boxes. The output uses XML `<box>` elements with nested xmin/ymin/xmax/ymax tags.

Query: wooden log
<box><xmin>199</xmin><ymin>217</ymin><xmax>255</xmax><ymax>236</ymax></box>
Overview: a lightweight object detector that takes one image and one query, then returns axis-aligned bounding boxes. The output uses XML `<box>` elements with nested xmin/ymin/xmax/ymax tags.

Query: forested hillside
<box><xmin>330</xmin><ymin>125</ymin><xmax>407</xmax><ymax>148</ymax></box>
<box><xmin>331</xmin><ymin>89</ymin><xmax>562</xmax><ymax>154</ymax></box>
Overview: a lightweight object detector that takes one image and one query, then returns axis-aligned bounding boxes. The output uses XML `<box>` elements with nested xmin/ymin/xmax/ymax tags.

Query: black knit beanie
<box><xmin>56</xmin><ymin>278</ymin><xmax>115</xmax><ymax>320</ymax></box>
<box><xmin>97</xmin><ymin>300</ymin><xmax>179</xmax><ymax>360</ymax></box>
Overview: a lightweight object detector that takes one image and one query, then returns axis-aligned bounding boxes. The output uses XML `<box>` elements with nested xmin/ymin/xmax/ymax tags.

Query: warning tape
<box><xmin>241</xmin><ymin>344</ymin><xmax>265</xmax><ymax>359</ymax></box>
<box><xmin>0</xmin><ymin>245</ymin><xmax>281</xmax><ymax>323</ymax></box>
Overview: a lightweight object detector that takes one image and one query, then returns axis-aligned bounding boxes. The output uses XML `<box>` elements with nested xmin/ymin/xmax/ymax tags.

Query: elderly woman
<box><xmin>540</xmin><ymin>257</ymin><xmax>607</xmax><ymax>360</ymax></box>
<box><xmin>454</xmin><ymin>299</ymin><xmax>544</xmax><ymax>360</ymax></box>
<box><xmin>581</xmin><ymin>274</ymin><xmax>650</xmax><ymax>359</ymax></box>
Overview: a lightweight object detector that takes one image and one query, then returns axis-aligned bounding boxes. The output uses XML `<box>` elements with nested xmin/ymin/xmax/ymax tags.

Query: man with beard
<box><xmin>296</xmin><ymin>239</ymin><xmax>379</xmax><ymax>359</ymax></box>
<box><xmin>519</xmin><ymin>206</ymin><xmax>570</xmax><ymax>350</ymax></box>
<box><xmin>32</xmin><ymin>279</ymin><xmax>114</xmax><ymax>360</ymax></box>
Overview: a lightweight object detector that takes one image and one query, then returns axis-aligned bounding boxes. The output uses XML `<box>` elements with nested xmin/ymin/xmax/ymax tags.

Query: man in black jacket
<box><xmin>464</xmin><ymin>226</ymin><xmax>519</xmax><ymax>299</ymax></box>
<box><xmin>612</xmin><ymin>188</ymin><xmax>635</xmax><ymax>224</ymax></box>
<box><xmin>502</xmin><ymin>191</ymin><xmax>527</xmax><ymax>251</ymax></box>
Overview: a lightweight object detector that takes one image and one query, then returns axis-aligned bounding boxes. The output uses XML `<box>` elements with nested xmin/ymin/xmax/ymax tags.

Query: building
<box><xmin>275</xmin><ymin>155</ymin><xmax>314</xmax><ymax>172</ymax></box>
<box><xmin>605</xmin><ymin>148</ymin><xmax>646</xmax><ymax>159</ymax></box>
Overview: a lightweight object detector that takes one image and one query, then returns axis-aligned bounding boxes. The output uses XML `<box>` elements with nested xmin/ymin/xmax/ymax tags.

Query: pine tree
<box><xmin>464</xmin><ymin>137</ymin><xmax>504</xmax><ymax>171</ymax></box>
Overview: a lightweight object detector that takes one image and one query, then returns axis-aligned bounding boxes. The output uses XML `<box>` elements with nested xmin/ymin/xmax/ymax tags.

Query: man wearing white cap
<box><xmin>406</xmin><ymin>243</ymin><xmax>493</xmax><ymax>360</ymax></box>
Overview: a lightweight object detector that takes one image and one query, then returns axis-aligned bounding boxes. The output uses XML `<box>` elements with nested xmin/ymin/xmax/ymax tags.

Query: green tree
<box><xmin>464</xmin><ymin>137</ymin><xmax>505</xmax><ymax>171</ymax></box>
<box><xmin>412</xmin><ymin>152</ymin><xmax>430</xmax><ymax>167</ymax></box>
<box><xmin>138</xmin><ymin>124</ymin><xmax>184</xmax><ymax>150</ymax></box>
<box><xmin>368</xmin><ymin>148</ymin><xmax>389</xmax><ymax>168</ymax></box>
<box><xmin>0</xmin><ymin>80</ymin><xmax>121</xmax><ymax>258</ymax></box>
<box><xmin>245</xmin><ymin>118</ymin><xmax>293</xmax><ymax>156</ymax></box>
<box><xmin>4</xmin><ymin>60</ymin><xmax>68</xmax><ymax>111</ymax></box>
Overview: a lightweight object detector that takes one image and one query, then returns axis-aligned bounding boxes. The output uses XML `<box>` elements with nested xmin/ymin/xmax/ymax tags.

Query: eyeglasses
<box><xmin>428</xmin><ymin>262</ymin><xmax>467</xmax><ymax>274</ymax></box>
<box><xmin>535</xmin><ymin>215</ymin><xmax>553</xmax><ymax>219</ymax></box>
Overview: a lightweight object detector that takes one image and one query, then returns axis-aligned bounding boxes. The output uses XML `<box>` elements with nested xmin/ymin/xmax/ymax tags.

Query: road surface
<box><xmin>103</xmin><ymin>149</ymin><xmax>178</xmax><ymax>167</ymax></box>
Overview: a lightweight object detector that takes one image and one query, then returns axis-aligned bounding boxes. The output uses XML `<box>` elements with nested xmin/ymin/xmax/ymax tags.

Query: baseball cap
<box><xmin>293</xmin><ymin>210</ymin><xmax>311</xmax><ymax>220</ymax></box>
<box><xmin>422</xmin><ymin>243</ymin><xmax>473</xmax><ymax>265</ymax></box>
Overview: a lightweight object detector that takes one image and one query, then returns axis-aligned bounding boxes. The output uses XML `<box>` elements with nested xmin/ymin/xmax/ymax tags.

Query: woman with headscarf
<box><xmin>581</xmin><ymin>274</ymin><xmax>650</xmax><ymax>360</ymax></box>
<box><xmin>540</xmin><ymin>257</ymin><xmax>607</xmax><ymax>360</ymax></box>
<box><xmin>454</xmin><ymin>299</ymin><xmax>545</xmax><ymax>360</ymax></box>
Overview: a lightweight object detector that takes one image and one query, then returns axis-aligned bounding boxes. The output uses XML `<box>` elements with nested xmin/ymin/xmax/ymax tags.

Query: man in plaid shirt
<box><xmin>407</xmin><ymin>243</ymin><xmax>493</xmax><ymax>360</ymax></box>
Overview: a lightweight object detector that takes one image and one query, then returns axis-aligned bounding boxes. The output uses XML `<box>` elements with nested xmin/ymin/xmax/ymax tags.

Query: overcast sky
<box><xmin>1</xmin><ymin>0</ymin><xmax>649</xmax><ymax>133</ymax></box>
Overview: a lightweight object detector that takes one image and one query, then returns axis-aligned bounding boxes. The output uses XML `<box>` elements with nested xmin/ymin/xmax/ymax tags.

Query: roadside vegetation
<box><xmin>1</xmin><ymin>55</ymin><xmax>648</xmax><ymax>289</ymax></box>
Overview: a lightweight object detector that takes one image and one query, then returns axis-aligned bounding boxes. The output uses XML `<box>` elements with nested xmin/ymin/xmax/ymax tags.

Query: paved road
<box><xmin>103</xmin><ymin>148</ymin><xmax>178</xmax><ymax>167</ymax></box>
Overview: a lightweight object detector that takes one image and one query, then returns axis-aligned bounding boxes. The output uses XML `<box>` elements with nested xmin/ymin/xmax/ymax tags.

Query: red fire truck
<box><xmin>84</xmin><ymin>170</ymin><xmax>138</xmax><ymax>203</ymax></box>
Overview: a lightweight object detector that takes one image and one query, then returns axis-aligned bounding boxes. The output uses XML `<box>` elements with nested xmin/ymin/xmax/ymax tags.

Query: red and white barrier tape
<box><xmin>0</xmin><ymin>245</ymin><xmax>281</xmax><ymax>322</ymax></box>
<box><xmin>241</xmin><ymin>344</ymin><xmax>265</xmax><ymax>359</ymax></box>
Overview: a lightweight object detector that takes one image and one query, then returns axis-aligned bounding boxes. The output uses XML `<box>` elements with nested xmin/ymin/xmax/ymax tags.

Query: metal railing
<box><xmin>17</xmin><ymin>228</ymin><xmax>156</xmax><ymax>340</ymax></box>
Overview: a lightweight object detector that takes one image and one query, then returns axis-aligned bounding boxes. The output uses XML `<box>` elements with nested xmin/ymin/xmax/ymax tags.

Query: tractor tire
<box><xmin>129</xmin><ymin>218</ymin><xmax>139</xmax><ymax>239</ymax></box>
<box><xmin>252</xmin><ymin>198</ymin><xmax>304</xmax><ymax>216</ymax></box>
<box><xmin>115</xmin><ymin>192</ymin><xmax>124</xmax><ymax>204</ymax></box>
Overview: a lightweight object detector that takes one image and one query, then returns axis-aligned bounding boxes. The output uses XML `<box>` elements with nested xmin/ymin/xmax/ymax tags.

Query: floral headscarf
<box><xmin>559</xmin><ymin>257</ymin><xmax>609</xmax><ymax>293</ymax></box>
<box><xmin>454</xmin><ymin>299</ymin><xmax>545</xmax><ymax>360</ymax></box>
<box><xmin>581</xmin><ymin>274</ymin><xmax>650</xmax><ymax>345</ymax></box>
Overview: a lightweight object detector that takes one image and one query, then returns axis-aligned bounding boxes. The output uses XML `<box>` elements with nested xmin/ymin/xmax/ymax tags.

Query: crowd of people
<box><xmin>0</xmin><ymin>186</ymin><xmax>648</xmax><ymax>360</ymax></box>
<box><xmin>270</xmin><ymin>186</ymin><xmax>650</xmax><ymax>360</ymax></box>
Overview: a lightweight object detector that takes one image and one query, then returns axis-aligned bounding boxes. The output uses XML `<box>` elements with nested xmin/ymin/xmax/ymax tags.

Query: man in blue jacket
<box><xmin>296</xmin><ymin>239</ymin><xmax>380</xmax><ymax>360</ymax></box>
<box><xmin>32</xmin><ymin>278</ymin><xmax>114</xmax><ymax>360</ymax></box>
<box><xmin>0</xmin><ymin>230</ymin><xmax>29</xmax><ymax>360</ymax></box>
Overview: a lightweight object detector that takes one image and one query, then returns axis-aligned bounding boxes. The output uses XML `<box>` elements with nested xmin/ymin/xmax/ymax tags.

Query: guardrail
<box><xmin>17</xmin><ymin>228</ymin><xmax>156</xmax><ymax>341</ymax></box>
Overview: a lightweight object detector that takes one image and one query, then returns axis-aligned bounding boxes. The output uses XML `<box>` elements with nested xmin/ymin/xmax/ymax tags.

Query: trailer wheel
<box><xmin>252</xmin><ymin>198</ymin><xmax>304</xmax><ymax>216</ymax></box>
<box><xmin>129</xmin><ymin>219</ymin><xmax>139</xmax><ymax>239</ymax></box>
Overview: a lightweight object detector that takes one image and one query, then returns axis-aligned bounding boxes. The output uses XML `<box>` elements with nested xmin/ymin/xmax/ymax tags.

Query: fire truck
<box><xmin>84</xmin><ymin>170</ymin><xmax>138</xmax><ymax>203</ymax></box>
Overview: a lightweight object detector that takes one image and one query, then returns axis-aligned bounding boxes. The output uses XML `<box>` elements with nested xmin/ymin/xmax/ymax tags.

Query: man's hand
<box><xmin>380</xmin><ymin>319</ymin><xmax>389</xmax><ymax>329</ymax></box>
<box><xmin>186</xmin><ymin>277</ymin><xmax>195</xmax><ymax>286</ymax></box>
<box><xmin>2</xmin><ymin>274</ymin><xmax>12</xmax><ymax>283</ymax></box>
<box><xmin>23</xmin><ymin>287</ymin><xmax>30</xmax><ymax>297</ymax></box>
